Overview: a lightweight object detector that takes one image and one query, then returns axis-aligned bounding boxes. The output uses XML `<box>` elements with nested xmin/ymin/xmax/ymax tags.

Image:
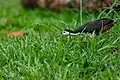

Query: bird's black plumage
<box><xmin>63</xmin><ymin>18</ymin><xmax>115</xmax><ymax>35</ymax></box>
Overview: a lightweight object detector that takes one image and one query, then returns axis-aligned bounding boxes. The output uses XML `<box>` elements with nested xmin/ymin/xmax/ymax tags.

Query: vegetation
<box><xmin>0</xmin><ymin>0</ymin><xmax>120</xmax><ymax>80</ymax></box>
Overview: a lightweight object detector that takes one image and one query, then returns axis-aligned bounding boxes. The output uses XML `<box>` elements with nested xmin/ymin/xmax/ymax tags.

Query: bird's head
<box><xmin>62</xmin><ymin>29</ymin><xmax>70</xmax><ymax>35</ymax></box>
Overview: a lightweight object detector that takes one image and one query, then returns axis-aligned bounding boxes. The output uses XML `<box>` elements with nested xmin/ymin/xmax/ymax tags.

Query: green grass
<box><xmin>0</xmin><ymin>0</ymin><xmax>120</xmax><ymax>80</ymax></box>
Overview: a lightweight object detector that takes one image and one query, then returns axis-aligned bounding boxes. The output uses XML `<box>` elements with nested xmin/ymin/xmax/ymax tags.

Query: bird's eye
<box><xmin>63</xmin><ymin>31</ymin><xmax>65</xmax><ymax>33</ymax></box>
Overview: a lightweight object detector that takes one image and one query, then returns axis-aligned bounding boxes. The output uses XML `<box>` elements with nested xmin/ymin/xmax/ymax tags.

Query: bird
<box><xmin>62</xmin><ymin>18</ymin><xmax>115</xmax><ymax>36</ymax></box>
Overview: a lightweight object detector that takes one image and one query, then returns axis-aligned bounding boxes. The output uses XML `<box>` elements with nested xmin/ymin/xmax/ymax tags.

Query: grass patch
<box><xmin>0</xmin><ymin>0</ymin><xmax>120</xmax><ymax>80</ymax></box>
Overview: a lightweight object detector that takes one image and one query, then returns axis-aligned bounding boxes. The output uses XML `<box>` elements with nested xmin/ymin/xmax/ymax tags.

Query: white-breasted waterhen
<box><xmin>62</xmin><ymin>18</ymin><xmax>115</xmax><ymax>35</ymax></box>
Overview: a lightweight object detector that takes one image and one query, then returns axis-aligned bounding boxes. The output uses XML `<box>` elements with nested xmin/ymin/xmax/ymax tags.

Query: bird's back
<box><xmin>74</xmin><ymin>20</ymin><xmax>102</xmax><ymax>34</ymax></box>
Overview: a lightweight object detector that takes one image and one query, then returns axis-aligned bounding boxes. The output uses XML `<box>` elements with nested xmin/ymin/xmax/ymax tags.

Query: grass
<box><xmin>0</xmin><ymin>0</ymin><xmax>120</xmax><ymax>80</ymax></box>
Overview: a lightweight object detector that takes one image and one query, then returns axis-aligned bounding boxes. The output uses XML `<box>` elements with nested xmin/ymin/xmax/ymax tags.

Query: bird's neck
<box><xmin>65</xmin><ymin>30</ymin><xmax>80</xmax><ymax>35</ymax></box>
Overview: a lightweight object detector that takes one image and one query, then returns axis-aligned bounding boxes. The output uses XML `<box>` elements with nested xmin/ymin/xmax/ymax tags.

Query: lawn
<box><xmin>0</xmin><ymin>0</ymin><xmax>120</xmax><ymax>80</ymax></box>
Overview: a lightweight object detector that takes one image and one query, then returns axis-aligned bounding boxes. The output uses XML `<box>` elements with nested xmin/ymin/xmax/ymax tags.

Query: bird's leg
<box><xmin>88</xmin><ymin>31</ymin><xmax>96</xmax><ymax>38</ymax></box>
